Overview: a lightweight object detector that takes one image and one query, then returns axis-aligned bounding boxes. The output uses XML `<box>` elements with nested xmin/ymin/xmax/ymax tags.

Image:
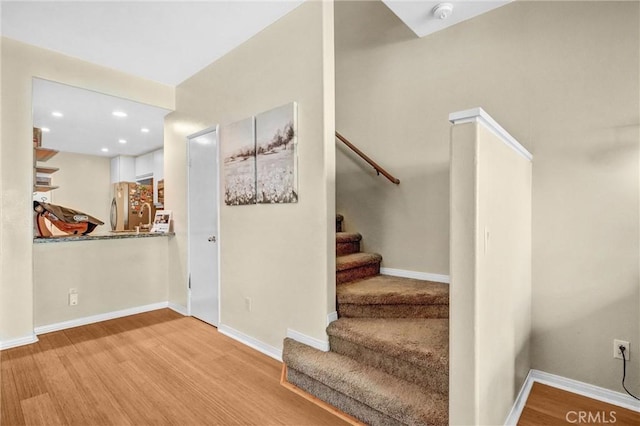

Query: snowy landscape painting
<box><xmin>255</xmin><ymin>102</ymin><xmax>298</xmax><ymax>204</ymax></box>
<box><xmin>222</xmin><ymin>117</ymin><xmax>256</xmax><ymax>205</ymax></box>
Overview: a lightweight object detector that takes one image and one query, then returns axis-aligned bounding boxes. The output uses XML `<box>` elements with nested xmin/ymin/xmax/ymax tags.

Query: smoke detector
<box><xmin>433</xmin><ymin>3</ymin><xmax>454</xmax><ymax>20</ymax></box>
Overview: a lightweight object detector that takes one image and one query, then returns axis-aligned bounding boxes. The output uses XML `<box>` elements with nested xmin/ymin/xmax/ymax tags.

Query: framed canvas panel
<box><xmin>221</xmin><ymin>117</ymin><xmax>256</xmax><ymax>205</ymax></box>
<box><xmin>255</xmin><ymin>102</ymin><xmax>298</xmax><ymax>204</ymax></box>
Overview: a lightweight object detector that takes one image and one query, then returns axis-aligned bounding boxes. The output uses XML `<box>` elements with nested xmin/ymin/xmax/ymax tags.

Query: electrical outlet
<box><xmin>69</xmin><ymin>293</ymin><xmax>78</xmax><ymax>306</ymax></box>
<box><xmin>245</xmin><ymin>297</ymin><xmax>252</xmax><ymax>312</ymax></box>
<box><xmin>614</xmin><ymin>339</ymin><xmax>630</xmax><ymax>360</ymax></box>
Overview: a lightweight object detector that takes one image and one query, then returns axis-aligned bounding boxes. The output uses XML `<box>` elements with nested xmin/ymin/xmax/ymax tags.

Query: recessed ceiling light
<box><xmin>112</xmin><ymin>111</ymin><xmax>127</xmax><ymax>118</ymax></box>
<box><xmin>51</xmin><ymin>111</ymin><xmax>63</xmax><ymax>117</ymax></box>
<box><xmin>101</xmin><ymin>148</ymin><xmax>109</xmax><ymax>152</ymax></box>
<box><xmin>41</xmin><ymin>127</ymin><xmax>50</xmax><ymax>132</ymax></box>
<box><xmin>118</xmin><ymin>139</ymin><xmax>127</xmax><ymax>144</ymax></box>
<box><xmin>141</xmin><ymin>128</ymin><xmax>150</xmax><ymax>133</ymax></box>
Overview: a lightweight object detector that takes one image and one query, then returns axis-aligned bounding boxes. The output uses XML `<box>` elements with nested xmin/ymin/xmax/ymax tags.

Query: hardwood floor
<box><xmin>0</xmin><ymin>309</ymin><xmax>347</xmax><ymax>426</ymax></box>
<box><xmin>518</xmin><ymin>382</ymin><xmax>640</xmax><ymax>425</ymax></box>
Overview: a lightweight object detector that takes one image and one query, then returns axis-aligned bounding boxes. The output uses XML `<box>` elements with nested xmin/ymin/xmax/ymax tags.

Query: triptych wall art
<box><xmin>222</xmin><ymin>102</ymin><xmax>298</xmax><ymax>206</ymax></box>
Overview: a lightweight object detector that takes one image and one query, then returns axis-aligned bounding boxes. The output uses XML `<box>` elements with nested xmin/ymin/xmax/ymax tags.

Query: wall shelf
<box><xmin>33</xmin><ymin>133</ymin><xmax>60</xmax><ymax>192</ymax></box>
<box><xmin>33</xmin><ymin>185</ymin><xmax>59</xmax><ymax>193</ymax></box>
<box><xmin>34</xmin><ymin>147</ymin><xmax>59</xmax><ymax>162</ymax></box>
<box><xmin>35</xmin><ymin>166</ymin><xmax>59</xmax><ymax>174</ymax></box>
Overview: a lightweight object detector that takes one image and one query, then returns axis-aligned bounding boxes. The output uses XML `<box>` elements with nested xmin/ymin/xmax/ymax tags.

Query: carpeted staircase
<box><xmin>282</xmin><ymin>214</ymin><xmax>450</xmax><ymax>425</ymax></box>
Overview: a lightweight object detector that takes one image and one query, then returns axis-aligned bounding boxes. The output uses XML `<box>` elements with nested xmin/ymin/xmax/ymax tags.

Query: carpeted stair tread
<box><xmin>336</xmin><ymin>252</ymin><xmax>382</xmax><ymax>271</ymax></box>
<box><xmin>286</xmin><ymin>368</ymin><xmax>403</xmax><ymax>425</ymax></box>
<box><xmin>327</xmin><ymin>318</ymin><xmax>448</xmax><ymax>371</ymax></box>
<box><xmin>336</xmin><ymin>232</ymin><xmax>363</xmax><ymax>256</ymax></box>
<box><xmin>337</xmin><ymin>274</ymin><xmax>449</xmax><ymax>306</ymax></box>
<box><xmin>336</xmin><ymin>232</ymin><xmax>362</xmax><ymax>243</ymax></box>
<box><xmin>283</xmin><ymin>338</ymin><xmax>448</xmax><ymax>426</ymax></box>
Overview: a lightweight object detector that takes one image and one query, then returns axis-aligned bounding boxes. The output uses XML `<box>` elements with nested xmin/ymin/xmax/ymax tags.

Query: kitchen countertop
<box><xmin>33</xmin><ymin>231</ymin><xmax>175</xmax><ymax>243</ymax></box>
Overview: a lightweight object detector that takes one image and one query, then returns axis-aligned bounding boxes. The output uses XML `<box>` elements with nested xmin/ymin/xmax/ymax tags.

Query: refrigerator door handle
<box><xmin>110</xmin><ymin>198</ymin><xmax>117</xmax><ymax>230</ymax></box>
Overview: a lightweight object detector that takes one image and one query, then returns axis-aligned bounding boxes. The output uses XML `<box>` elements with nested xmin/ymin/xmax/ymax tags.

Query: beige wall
<box><xmin>165</xmin><ymin>0</ymin><xmax>335</xmax><ymax>349</ymax></box>
<box><xmin>0</xmin><ymin>37</ymin><xmax>174</xmax><ymax>344</ymax></box>
<box><xmin>36</xmin><ymin>152</ymin><xmax>112</xmax><ymax>236</ymax></box>
<box><xmin>34</xmin><ymin>237</ymin><xmax>169</xmax><ymax>327</ymax></box>
<box><xmin>450</xmin><ymin>121</ymin><xmax>532</xmax><ymax>425</ymax></box>
<box><xmin>336</xmin><ymin>0</ymin><xmax>639</xmax><ymax>396</ymax></box>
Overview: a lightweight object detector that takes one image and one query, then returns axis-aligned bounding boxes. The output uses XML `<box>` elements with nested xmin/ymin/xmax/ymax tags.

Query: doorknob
<box><xmin>208</xmin><ymin>236</ymin><xmax>216</xmax><ymax>242</ymax></box>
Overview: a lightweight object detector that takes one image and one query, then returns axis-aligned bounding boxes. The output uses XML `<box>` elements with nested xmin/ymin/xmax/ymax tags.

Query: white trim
<box><xmin>327</xmin><ymin>311</ymin><xmax>338</xmax><ymax>325</ymax></box>
<box><xmin>449</xmin><ymin>107</ymin><xmax>532</xmax><ymax>161</ymax></box>
<box><xmin>530</xmin><ymin>369</ymin><xmax>640</xmax><ymax>412</ymax></box>
<box><xmin>504</xmin><ymin>370</ymin><xmax>536</xmax><ymax>425</ymax></box>
<box><xmin>505</xmin><ymin>369</ymin><xmax>640</xmax><ymax>425</ymax></box>
<box><xmin>218</xmin><ymin>324</ymin><xmax>282</xmax><ymax>361</ymax></box>
<box><xmin>34</xmin><ymin>302</ymin><xmax>169</xmax><ymax>335</ymax></box>
<box><xmin>287</xmin><ymin>328</ymin><xmax>330</xmax><ymax>352</ymax></box>
<box><xmin>0</xmin><ymin>333</ymin><xmax>39</xmax><ymax>350</ymax></box>
<box><xmin>380</xmin><ymin>267</ymin><xmax>450</xmax><ymax>284</ymax></box>
<box><xmin>168</xmin><ymin>302</ymin><xmax>188</xmax><ymax>316</ymax></box>
<box><xmin>216</xmin><ymin>124</ymin><xmax>222</xmax><ymax>328</ymax></box>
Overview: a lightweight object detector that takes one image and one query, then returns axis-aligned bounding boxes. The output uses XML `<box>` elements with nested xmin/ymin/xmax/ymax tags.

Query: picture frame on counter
<box><xmin>151</xmin><ymin>210</ymin><xmax>172</xmax><ymax>233</ymax></box>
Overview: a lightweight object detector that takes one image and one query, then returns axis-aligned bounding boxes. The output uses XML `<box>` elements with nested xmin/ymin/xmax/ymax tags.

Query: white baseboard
<box><xmin>0</xmin><ymin>333</ymin><xmax>39</xmax><ymax>350</ymax></box>
<box><xmin>168</xmin><ymin>302</ymin><xmax>188</xmax><ymax>316</ymax></box>
<box><xmin>327</xmin><ymin>311</ymin><xmax>338</xmax><ymax>325</ymax></box>
<box><xmin>380</xmin><ymin>267</ymin><xmax>450</xmax><ymax>284</ymax></box>
<box><xmin>504</xmin><ymin>370</ymin><xmax>536</xmax><ymax>425</ymax></box>
<box><xmin>287</xmin><ymin>328</ymin><xmax>330</xmax><ymax>352</ymax></box>
<box><xmin>34</xmin><ymin>301</ymin><xmax>170</xmax><ymax>335</ymax></box>
<box><xmin>504</xmin><ymin>369</ymin><xmax>640</xmax><ymax>425</ymax></box>
<box><xmin>218</xmin><ymin>324</ymin><xmax>282</xmax><ymax>361</ymax></box>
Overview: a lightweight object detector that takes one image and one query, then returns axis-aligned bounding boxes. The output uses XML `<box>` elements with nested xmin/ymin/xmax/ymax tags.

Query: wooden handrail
<box><xmin>335</xmin><ymin>131</ymin><xmax>400</xmax><ymax>184</ymax></box>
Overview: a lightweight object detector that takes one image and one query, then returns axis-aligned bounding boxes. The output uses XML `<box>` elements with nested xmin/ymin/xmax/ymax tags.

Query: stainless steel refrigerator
<box><xmin>110</xmin><ymin>181</ymin><xmax>154</xmax><ymax>231</ymax></box>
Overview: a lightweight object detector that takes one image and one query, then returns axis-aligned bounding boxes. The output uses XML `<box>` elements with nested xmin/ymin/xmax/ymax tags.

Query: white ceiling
<box><xmin>5</xmin><ymin>1</ymin><xmax>512</xmax><ymax>158</ymax></box>
<box><xmin>33</xmin><ymin>78</ymin><xmax>171</xmax><ymax>157</ymax></box>
<box><xmin>2</xmin><ymin>1</ymin><xmax>304</xmax><ymax>158</ymax></box>
<box><xmin>383</xmin><ymin>0</ymin><xmax>512</xmax><ymax>38</ymax></box>
<box><xmin>0</xmin><ymin>1</ymin><xmax>305</xmax><ymax>86</ymax></box>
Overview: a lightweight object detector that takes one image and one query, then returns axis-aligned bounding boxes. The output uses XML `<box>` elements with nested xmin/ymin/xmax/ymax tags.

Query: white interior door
<box><xmin>188</xmin><ymin>127</ymin><xmax>219</xmax><ymax>326</ymax></box>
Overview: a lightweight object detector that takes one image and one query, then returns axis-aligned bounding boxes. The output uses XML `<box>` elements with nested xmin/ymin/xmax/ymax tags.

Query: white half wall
<box><xmin>449</xmin><ymin>109</ymin><xmax>532</xmax><ymax>425</ymax></box>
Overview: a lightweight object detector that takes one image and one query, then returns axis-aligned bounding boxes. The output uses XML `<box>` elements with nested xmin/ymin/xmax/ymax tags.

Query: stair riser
<box><xmin>337</xmin><ymin>303</ymin><xmax>449</xmax><ymax>319</ymax></box>
<box><xmin>287</xmin><ymin>368</ymin><xmax>403</xmax><ymax>426</ymax></box>
<box><xmin>336</xmin><ymin>241</ymin><xmax>360</xmax><ymax>256</ymax></box>
<box><xmin>336</xmin><ymin>263</ymin><xmax>380</xmax><ymax>284</ymax></box>
<box><xmin>329</xmin><ymin>336</ymin><xmax>448</xmax><ymax>395</ymax></box>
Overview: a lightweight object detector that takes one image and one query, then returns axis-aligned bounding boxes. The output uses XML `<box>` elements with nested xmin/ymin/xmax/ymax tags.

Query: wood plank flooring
<box><xmin>518</xmin><ymin>382</ymin><xmax>640</xmax><ymax>425</ymax></box>
<box><xmin>0</xmin><ymin>309</ymin><xmax>347</xmax><ymax>426</ymax></box>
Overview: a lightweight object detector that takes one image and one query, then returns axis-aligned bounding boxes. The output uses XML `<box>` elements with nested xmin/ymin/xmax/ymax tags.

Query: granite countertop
<box><xmin>33</xmin><ymin>231</ymin><xmax>175</xmax><ymax>243</ymax></box>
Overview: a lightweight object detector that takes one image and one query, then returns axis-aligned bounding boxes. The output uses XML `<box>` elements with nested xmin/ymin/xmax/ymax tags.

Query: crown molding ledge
<box><xmin>449</xmin><ymin>107</ymin><xmax>532</xmax><ymax>162</ymax></box>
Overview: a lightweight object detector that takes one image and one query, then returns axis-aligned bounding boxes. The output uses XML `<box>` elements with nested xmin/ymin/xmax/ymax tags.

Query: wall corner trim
<box><xmin>380</xmin><ymin>267</ymin><xmax>450</xmax><ymax>284</ymax></box>
<box><xmin>34</xmin><ymin>301</ymin><xmax>170</xmax><ymax>335</ymax></box>
<box><xmin>287</xmin><ymin>328</ymin><xmax>330</xmax><ymax>352</ymax></box>
<box><xmin>449</xmin><ymin>107</ymin><xmax>532</xmax><ymax>162</ymax></box>
<box><xmin>218</xmin><ymin>324</ymin><xmax>283</xmax><ymax>361</ymax></box>
<box><xmin>504</xmin><ymin>369</ymin><xmax>640</xmax><ymax>425</ymax></box>
<box><xmin>327</xmin><ymin>311</ymin><xmax>338</xmax><ymax>325</ymax></box>
<box><xmin>168</xmin><ymin>303</ymin><xmax>188</xmax><ymax>316</ymax></box>
<box><xmin>0</xmin><ymin>333</ymin><xmax>39</xmax><ymax>350</ymax></box>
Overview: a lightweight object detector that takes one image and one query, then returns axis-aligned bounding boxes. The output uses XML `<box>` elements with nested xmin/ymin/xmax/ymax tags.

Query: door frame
<box><xmin>186</xmin><ymin>125</ymin><xmax>221</xmax><ymax>326</ymax></box>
